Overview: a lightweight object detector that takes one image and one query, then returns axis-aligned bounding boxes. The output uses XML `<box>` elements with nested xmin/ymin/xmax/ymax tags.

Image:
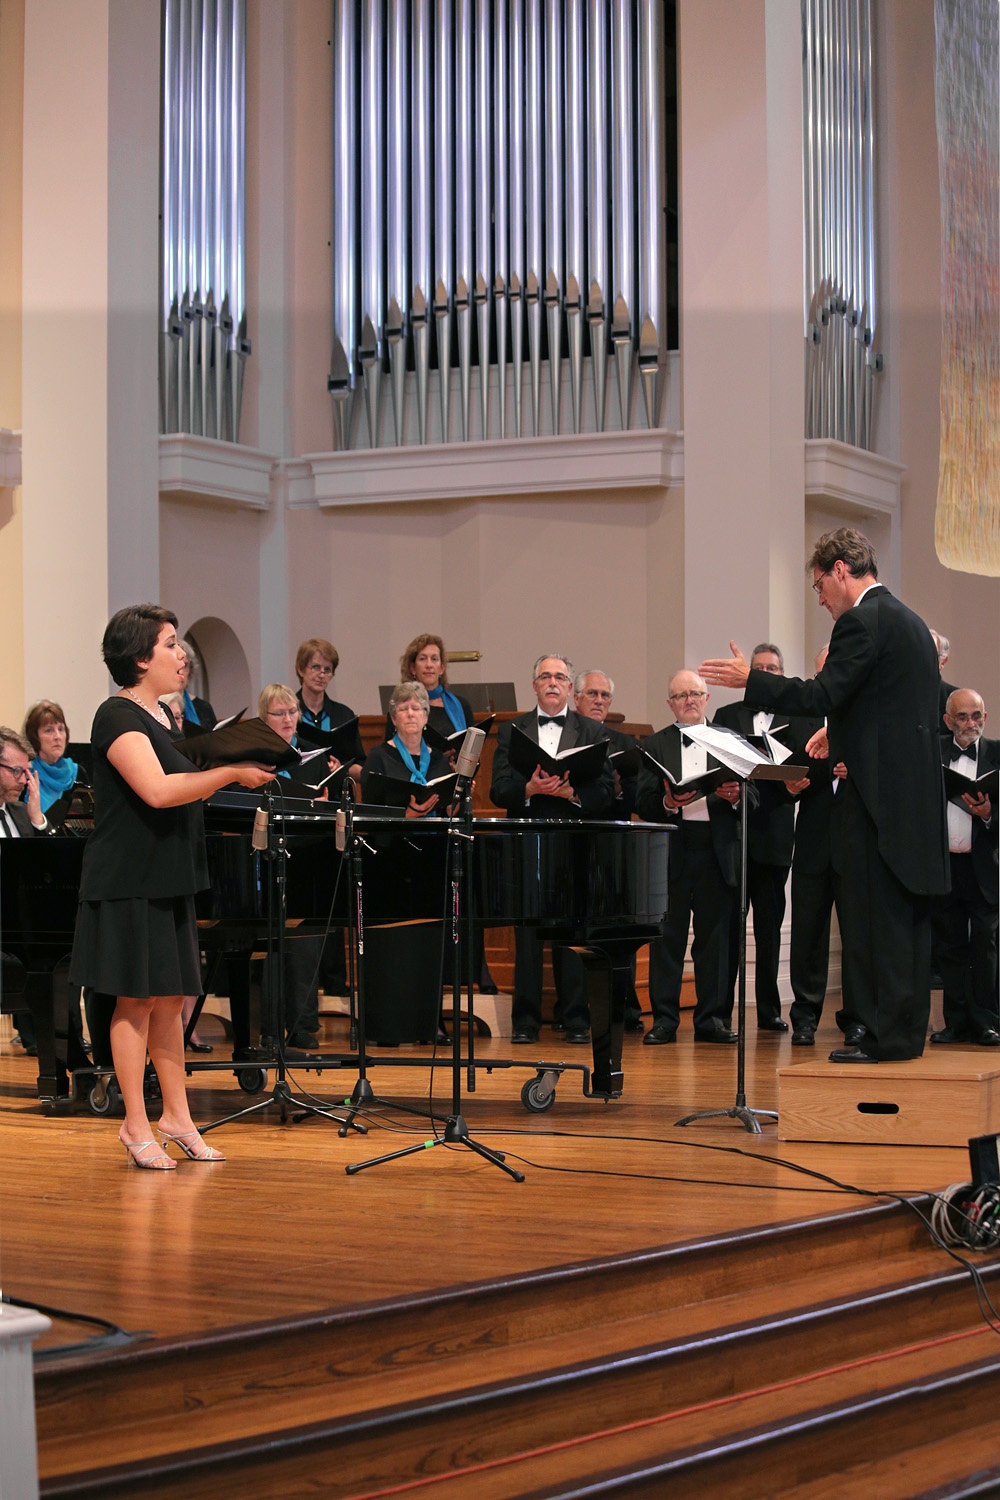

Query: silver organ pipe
<box><xmin>160</xmin><ymin>0</ymin><xmax>249</xmax><ymax>443</ymax></box>
<box><xmin>329</xmin><ymin>0</ymin><xmax>671</xmax><ymax>450</ymax></box>
<box><xmin>802</xmin><ymin>0</ymin><xmax>881</xmax><ymax>450</ymax></box>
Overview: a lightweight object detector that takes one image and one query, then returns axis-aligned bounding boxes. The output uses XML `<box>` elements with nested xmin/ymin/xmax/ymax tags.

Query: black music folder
<box><xmin>182</xmin><ymin>707</ymin><xmax>245</xmax><ymax>737</ymax></box>
<box><xmin>423</xmin><ymin>713</ymin><xmax>496</xmax><ymax>756</ymax></box>
<box><xmin>943</xmin><ymin>764</ymin><xmax>999</xmax><ymax>802</ymax></box>
<box><xmin>638</xmin><ymin>746</ymin><xmax>729</xmax><ymax>802</ymax></box>
<box><xmin>178</xmin><ymin>716</ymin><xmax>299</xmax><ymax>772</ymax></box>
<box><xmin>294</xmin><ymin>716</ymin><xmax>361</xmax><ymax>764</ymax></box>
<box><xmin>363</xmin><ymin>771</ymin><xmax>459</xmax><ymax>810</ymax></box>
<box><xmin>608</xmin><ymin>745</ymin><xmax>642</xmax><ymax>777</ymax></box>
<box><xmin>506</xmin><ymin>724</ymin><xmax>608</xmax><ymax>783</ymax></box>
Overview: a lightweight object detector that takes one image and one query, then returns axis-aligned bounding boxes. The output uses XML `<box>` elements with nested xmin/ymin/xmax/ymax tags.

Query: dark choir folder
<box><xmin>294</xmin><ymin>716</ymin><xmax>361</xmax><ymax>764</ymax></box>
<box><xmin>284</xmin><ymin>752</ymin><xmax>353</xmax><ymax>798</ymax></box>
<box><xmin>423</xmin><ymin>713</ymin><xmax>496</xmax><ymax>757</ymax></box>
<box><xmin>942</xmin><ymin>763</ymin><xmax>999</xmax><ymax>802</ymax></box>
<box><xmin>506</xmin><ymin>724</ymin><xmax>608</xmax><ymax>783</ymax></box>
<box><xmin>178</xmin><ymin>716</ymin><xmax>299</xmax><ymax>772</ymax></box>
<box><xmin>608</xmin><ymin>744</ymin><xmax>642</xmax><ymax>778</ymax></box>
<box><xmin>638</xmin><ymin>746</ymin><xmax>728</xmax><ymax>802</ymax></box>
<box><xmin>363</xmin><ymin>771</ymin><xmax>460</xmax><ymax>810</ymax></box>
<box><xmin>182</xmin><ymin>707</ymin><xmax>245</xmax><ymax>737</ymax></box>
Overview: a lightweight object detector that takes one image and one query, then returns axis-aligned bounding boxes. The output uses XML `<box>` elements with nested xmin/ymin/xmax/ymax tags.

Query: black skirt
<box><xmin>69</xmin><ymin>895</ymin><xmax>203</xmax><ymax>999</ymax></box>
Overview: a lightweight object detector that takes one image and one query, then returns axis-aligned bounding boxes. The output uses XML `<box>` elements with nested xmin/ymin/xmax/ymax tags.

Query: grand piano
<box><xmin>1</xmin><ymin>792</ymin><xmax>669</xmax><ymax>1108</ymax></box>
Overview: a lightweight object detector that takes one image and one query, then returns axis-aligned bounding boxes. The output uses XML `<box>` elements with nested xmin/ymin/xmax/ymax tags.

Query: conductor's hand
<box><xmin>699</xmin><ymin>642</ymin><xmax>750</xmax><ymax>690</ymax></box>
<box><xmin>715</xmin><ymin>780</ymin><xmax>740</xmax><ymax>806</ymax></box>
<box><xmin>526</xmin><ymin>767</ymin><xmax>575</xmax><ymax>801</ymax></box>
<box><xmin>805</xmin><ymin>726</ymin><xmax>829</xmax><ymax>759</ymax></box>
<box><xmin>230</xmin><ymin>763</ymin><xmax>277</xmax><ymax>791</ymax></box>
<box><xmin>662</xmin><ymin>780</ymin><xmax>699</xmax><ymax>812</ymax></box>
<box><xmin>407</xmin><ymin>791</ymin><xmax>439</xmax><ymax>818</ymax></box>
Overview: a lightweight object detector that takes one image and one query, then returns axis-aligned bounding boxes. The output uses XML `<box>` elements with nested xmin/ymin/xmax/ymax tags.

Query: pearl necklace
<box><xmin>123</xmin><ymin>688</ymin><xmax>171</xmax><ymax>729</ymax></box>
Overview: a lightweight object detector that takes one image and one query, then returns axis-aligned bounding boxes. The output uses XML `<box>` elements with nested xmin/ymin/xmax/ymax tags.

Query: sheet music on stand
<box><xmin>680</xmin><ymin>723</ymin><xmax>807</xmax><ymax>784</ymax></box>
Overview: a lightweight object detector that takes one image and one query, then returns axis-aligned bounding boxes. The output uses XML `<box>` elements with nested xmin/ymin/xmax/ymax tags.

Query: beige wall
<box><xmin>0</xmin><ymin>0</ymin><xmax>24</xmax><ymax>727</ymax></box>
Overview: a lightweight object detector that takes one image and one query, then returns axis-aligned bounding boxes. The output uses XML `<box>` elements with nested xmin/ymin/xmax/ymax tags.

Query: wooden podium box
<box><xmin>778</xmin><ymin>1050</ymin><xmax>1000</xmax><ymax>1147</ymax></box>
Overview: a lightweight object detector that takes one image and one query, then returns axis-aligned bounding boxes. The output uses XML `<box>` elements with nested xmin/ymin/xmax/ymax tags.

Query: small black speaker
<box><xmin>968</xmin><ymin>1133</ymin><xmax>1000</xmax><ymax>1187</ymax></box>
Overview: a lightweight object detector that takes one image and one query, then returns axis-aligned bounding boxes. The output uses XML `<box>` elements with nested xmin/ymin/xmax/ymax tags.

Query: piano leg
<box><xmin>576</xmin><ymin>947</ymin><xmax>627</xmax><ymax>1097</ymax></box>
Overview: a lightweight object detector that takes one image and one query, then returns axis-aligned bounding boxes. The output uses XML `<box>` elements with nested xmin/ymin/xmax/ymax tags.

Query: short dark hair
<box><xmin>23</xmin><ymin>699</ymin><xmax>69</xmax><ymax>753</ymax></box>
<box><xmin>0</xmin><ymin>725</ymin><xmax>33</xmax><ymax>759</ymax></box>
<box><xmin>102</xmin><ymin>605</ymin><xmax>178</xmax><ymax>688</ymax></box>
<box><xmin>295</xmin><ymin>638</ymin><xmax>339</xmax><ymax>681</ymax></box>
<box><xmin>808</xmin><ymin>527</ymin><xmax>878</xmax><ymax>580</ymax></box>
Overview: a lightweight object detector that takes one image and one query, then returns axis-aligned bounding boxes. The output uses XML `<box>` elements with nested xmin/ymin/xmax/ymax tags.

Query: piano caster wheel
<box><xmin>521</xmin><ymin>1074</ymin><xmax>557</xmax><ymax>1114</ymax></box>
<box><xmin>237</xmin><ymin>1068</ymin><xmax>267</xmax><ymax>1095</ymax></box>
<box><xmin>88</xmin><ymin>1077</ymin><xmax>121</xmax><ymax>1117</ymax></box>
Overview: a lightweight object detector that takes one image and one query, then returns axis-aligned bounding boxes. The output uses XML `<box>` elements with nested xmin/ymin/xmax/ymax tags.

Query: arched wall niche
<box><xmin>185</xmin><ymin>617</ymin><xmax>253</xmax><ymax>720</ymax></box>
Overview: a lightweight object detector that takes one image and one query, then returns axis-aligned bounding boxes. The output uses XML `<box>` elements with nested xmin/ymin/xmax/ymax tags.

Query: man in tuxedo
<box><xmin>635</xmin><ymin>671</ymin><xmax>741</xmax><ymax>1045</ymax></box>
<box><xmin>712</xmin><ymin>642</ymin><xmax>804</xmax><ymax>1035</ymax></box>
<box><xmin>930</xmin><ymin>629</ymin><xmax>958</xmax><ymax>721</ymax></box>
<box><xmin>702</xmin><ymin>526</ymin><xmax>949</xmax><ymax>1062</ymax></box>
<box><xmin>0</xmin><ymin>727</ymin><xmax>54</xmax><ymax>1058</ymax></box>
<box><xmin>490</xmin><ymin>654</ymin><xmax>615</xmax><ymax>1043</ymax></box>
<box><xmin>573</xmin><ymin>669</ymin><xmax>643</xmax><ymax>1032</ymax></box>
<box><xmin>930</xmin><ymin>689</ymin><xmax>999</xmax><ymax>1046</ymax></box>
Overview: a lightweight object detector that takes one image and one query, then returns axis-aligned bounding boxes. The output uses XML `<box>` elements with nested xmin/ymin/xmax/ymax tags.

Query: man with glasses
<box><xmin>490</xmin><ymin>654</ymin><xmax>614</xmax><ymax>1043</ymax></box>
<box><xmin>635</xmin><ymin>671</ymin><xmax>741</xmax><ymax>1045</ymax></box>
<box><xmin>0</xmin><ymin>727</ymin><xmax>52</xmax><ymax>1055</ymax></box>
<box><xmin>930</xmin><ymin>689</ymin><xmax>999</xmax><ymax>1047</ymax></box>
<box><xmin>701</xmin><ymin>526</ymin><xmax>949</xmax><ymax>1063</ymax></box>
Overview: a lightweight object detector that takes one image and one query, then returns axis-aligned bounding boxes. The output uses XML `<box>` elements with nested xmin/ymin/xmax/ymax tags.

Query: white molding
<box><xmin>804</xmin><ymin>438</ymin><xmax>906</xmax><ymax>515</ymax></box>
<box><xmin>288</xmin><ymin>428</ymin><xmax>684</xmax><ymax>509</ymax></box>
<box><xmin>158</xmin><ymin>434</ymin><xmax>277</xmax><ymax>509</ymax></box>
<box><xmin>0</xmin><ymin>428</ymin><xmax>22</xmax><ymax>489</ymax></box>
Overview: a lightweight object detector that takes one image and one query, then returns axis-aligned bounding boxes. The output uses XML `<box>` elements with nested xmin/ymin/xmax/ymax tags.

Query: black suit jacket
<box><xmin>635</xmin><ymin>723</ymin><xmax>739</xmax><ymax>887</ymax></box>
<box><xmin>599</xmin><ymin>723</ymin><xmax>639</xmax><ymax>820</ymax></box>
<box><xmin>3</xmin><ymin>802</ymin><xmax>49</xmax><ymax>838</ymax></box>
<box><xmin>943</xmin><ymin>735</ymin><xmax>999</xmax><ymax>907</ymax></box>
<box><xmin>489</xmin><ymin>710</ymin><xmax>615</xmax><ymax>819</ymax></box>
<box><xmin>747</xmin><ymin>585</ymin><xmax>949</xmax><ymax>896</ymax></box>
<box><xmin>711</xmin><ymin>701</ymin><xmax>800</xmax><ymax>866</ymax></box>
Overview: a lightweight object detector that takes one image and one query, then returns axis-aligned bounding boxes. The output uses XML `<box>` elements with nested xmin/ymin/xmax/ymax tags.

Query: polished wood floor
<box><xmin>1</xmin><ymin>1004</ymin><xmax>973</xmax><ymax>1359</ymax></box>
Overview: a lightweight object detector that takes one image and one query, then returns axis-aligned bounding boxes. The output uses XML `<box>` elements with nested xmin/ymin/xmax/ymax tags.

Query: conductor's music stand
<box><xmin>674</xmin><ymin>727</ymin><xmax>806</xmax><ymax>1135</ymax></box>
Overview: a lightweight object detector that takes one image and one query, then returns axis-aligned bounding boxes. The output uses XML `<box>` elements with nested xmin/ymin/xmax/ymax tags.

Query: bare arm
<box><xmin>107</xmin><ymin>731</ymin><xmax>274</xmax><ymax>808</ymax></box>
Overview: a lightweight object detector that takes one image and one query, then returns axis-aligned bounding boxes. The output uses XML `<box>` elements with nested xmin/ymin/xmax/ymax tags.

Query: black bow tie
<box><xmin>680</xmin><ymin>733</ymin><xmax>694</xmax><ymax>747</ymax></box>
<box><xmin>950</xmin><ymin>742</ymin><xmax>974</xmax><ymax>762</ymax></box>
<box><xmin>538</xmin><ymin>715</ymin><xmax>567</xmax><ymax>727</ymax></box>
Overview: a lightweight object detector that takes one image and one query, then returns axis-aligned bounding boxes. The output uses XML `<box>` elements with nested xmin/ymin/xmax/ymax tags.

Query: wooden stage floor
<box><xmin>1</xmin><ymin>1007</ymin><xmax>975</xmax><ymax>1358</ymax></box>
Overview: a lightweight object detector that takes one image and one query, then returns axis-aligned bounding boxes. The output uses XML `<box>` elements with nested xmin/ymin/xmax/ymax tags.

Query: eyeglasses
<box><xmin>668</xmin><ymin>690</ymin><xmax>707</xmax><ymax>703</ymax></box>
<box><xmin>950</xmin><ymin>712</ymin><xmax>984</xmax><ymax>725</ymax></box>
<box><xmin>305</xmin><ymin>663</ymin><xmax>334</xmax><ymax>676</ymax></box>
<box><xmin>535</xmin><ymin>672</ymin><xmax>571</xmax><ymax>684</ymax></box>
<box><xmin>812</xmin><ymin>569</ymin><xmax>832</xmax><ymax>595</ymax></box>
<box><xmin>0</xmin><ymin>762</ymin><xmax>30</xmax><ymax>782</ymax></box>
<box><xmin>266</xmin><ymin>708</ymin><xmax>299</xmax><ymax>721</ymax></box>
<box><xmin>580</xmin><ymin>689</ymin><xmax>612</xmax><ymax>700</ymax></box>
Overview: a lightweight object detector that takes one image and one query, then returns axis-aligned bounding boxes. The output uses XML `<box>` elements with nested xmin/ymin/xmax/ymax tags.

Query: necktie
<box><xmin>0</xmin><ymin>804</ymin><xmax>14</xmax><ymax>837</ymax></box>
<box><xmin>539</xmin><ymin>715</ymin><xmax>566</xmax><ymax>727</ymax></box>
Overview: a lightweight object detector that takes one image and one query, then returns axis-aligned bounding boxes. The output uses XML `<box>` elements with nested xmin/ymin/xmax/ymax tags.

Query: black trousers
<box><xmin>647</xmin><ymin>824</ymin><xmax>735</xmax><ymax>1034</ymax></box>
<box><xmin>729</xmin><ymin>857</ymin><xmax>789</xmax><ymax>1024</ymax></box>
<box><xmin>932</xmin><ymin>853</ymin><xmax>999</xmax><ymax>1038</ymax></box>
<box><xmin>512</xmin><ymin>931</ymin><xmax>588</xmax><ymax>1035</ymax></box>
<box><xmin>788</xmin><ymin>862</ymin><xmax>836</xmax><ymax>1032</ymax></box>
<box><xmin>833</xmin><ymin>781</ymin><xmax>931</xmax><ymax>1060</ymax></box>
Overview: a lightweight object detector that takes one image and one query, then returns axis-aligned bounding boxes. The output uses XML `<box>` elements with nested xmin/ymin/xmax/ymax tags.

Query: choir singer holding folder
<box><xmin>489</xmin><ymin>655</ymin><xmax>614</xmax><ymax>1044</ymax></box>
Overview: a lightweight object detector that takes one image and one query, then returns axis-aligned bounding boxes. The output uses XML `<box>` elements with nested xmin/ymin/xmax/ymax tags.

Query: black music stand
<box><xmin>675</xmin><ymin>730</ymin><xmax>806</xmax><ymax>1135</ymax></box>
<box><xmin>345</xmin><ymin>788</ymin><xmax>524</xmax><ymax>1180</ymax></box>
<box><xmin>201</xmin><ymin>792</ymin><xmax>361</xmax><ymax>1135</ymax></box>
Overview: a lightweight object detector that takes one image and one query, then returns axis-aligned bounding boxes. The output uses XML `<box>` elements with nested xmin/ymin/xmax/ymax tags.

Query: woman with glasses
<box><xmin>68</xmin><ymin>605</ymin><xmax>274</xmax><ymax>1169</ymax></box>
<box><xmin>294</xmin><ymin>637</ymin><xmax>363</xmax><ymax>777</ymax></box>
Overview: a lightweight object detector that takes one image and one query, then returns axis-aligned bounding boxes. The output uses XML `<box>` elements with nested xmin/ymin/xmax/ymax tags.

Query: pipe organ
<box><xmin>330</xmin><ymin>0</ymin><xmax>669</xmax><ymax>450</ymax></box>
<box><xmin>802</xmin><ymin>0</ymin><xmax>882</xmax><ymax>451</ymax></box>
<box><xmin>159</xmin><ymin>0</ymin><xmax>249</xmax><ymax>443</ymax></box>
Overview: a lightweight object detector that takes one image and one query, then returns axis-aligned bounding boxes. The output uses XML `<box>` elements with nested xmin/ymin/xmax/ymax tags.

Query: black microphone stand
<box><xmin>347</xmin><ymin>783</ymin><xmax>524</xmax><ymax>1179</ymax></box>
<box><xmin>203</xmin><ymin>790</ymin><xmax>359</xmax><ymax>1135</ymax></box>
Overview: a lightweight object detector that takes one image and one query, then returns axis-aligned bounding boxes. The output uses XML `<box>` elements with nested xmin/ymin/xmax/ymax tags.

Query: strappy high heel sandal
<box><xmin>119</xmin><ymin>1131</ymin><xmax>176</xmax><ymax>1170</ymax></box>
<box><xmin>158</xmin><ymin>1128</ymin><xmax>225</xmax><ymax>1162</ymax></box>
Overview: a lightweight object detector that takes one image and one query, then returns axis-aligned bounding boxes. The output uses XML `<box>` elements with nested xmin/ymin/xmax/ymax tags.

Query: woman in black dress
<box><xmin>70</xmin><ymin>605</ymin><xmax>273</xmax><ymax>1170</ymax></box>
<box><xmin>363</xmin><ymin>682</ymin><xmax>453</xmax><ymax>815</ymax></box>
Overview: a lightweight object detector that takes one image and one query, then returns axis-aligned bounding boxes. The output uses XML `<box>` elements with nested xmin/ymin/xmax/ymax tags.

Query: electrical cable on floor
<box><xmin>2</xmin><ymin>1292</ymin><xmax>148</xmax><ymax>1360</ymax></box>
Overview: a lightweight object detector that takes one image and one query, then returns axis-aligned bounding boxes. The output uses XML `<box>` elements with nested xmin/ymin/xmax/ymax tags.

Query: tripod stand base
<box><xmin>346</xmin><ymin>1112</ymin><xmax>525</xmax><ymax>1180</ymax></box>
<box><xmin>675</xmin><ymin>1103</ymin><xmax>779</xmax><ymax>1135</ymax></box>
<box><xmin>204</xmin><ymin>1078</ymin><xmax>364</xmax><ymax>1134</ymax></box>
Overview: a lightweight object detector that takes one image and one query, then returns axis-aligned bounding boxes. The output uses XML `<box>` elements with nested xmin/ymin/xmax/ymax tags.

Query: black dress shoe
<box><xmin>185</xmin><ymin>1040</ymin><xmax>214</xmax><ymax>1054</ymax></box>
<box><xmin>286</xmin><ymin>1032</ymin><xmax>320</xmax><ymax>1050</ymax></box>
<box><xmin>566</xmin><ymin>1028</ymin><xmax>591</xmax><ymax>1044</ymax></box>
<box><xmin>931</xmin><ymin>1027</ymin><xmax>968</xmax><ymax>1044</ymax></box>
<box><xmin>829</xmin><ymin>1046</ymin><xmax>877</xmax><ymax>1063</ymax></box>
<box><xmin>624</xmin><ymin>1018</ymin><xmax>646</xmax><ymax>1035</ymax></box>
<box><xmin>758</xmin><ymin>1019</ymin><xmax>789</xmax><ymax>1033</ymax></box>
<box><xmin>695</xmin><ymin>1024</ymin><xmax>738</xmax><ymax>1044</ymax></box>
<box><xmin>643</xmin><ymin>1023</ymin><xmax>677</xmax><ymax>1045</ymax></box>
<box><xmin>844</xmin><ymin>1023</ymin><xmax>868</xmax><ymax>1047</ymax></box>
<box><xmin>791</xmin><ymin>1027</ymin><xmax>816</xmax><ymax>1046</ymax></box>
<box><xmin>478</xmin><ymin>982</ymin><xmax>499</xmax><ymax>996</ymax></box>
<box><xmin>511</xmin><ymin>1029</ymin><xmax>539</xmax><ymax>1044</ymax></box>
<box><xmin>973</xmin><ymin>1028</ymin><xmax>1000</xmax><ymax>1047</ymax></box>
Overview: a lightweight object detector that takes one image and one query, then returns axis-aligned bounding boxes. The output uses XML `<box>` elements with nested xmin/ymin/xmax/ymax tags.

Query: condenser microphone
<box><xmin>251</xmin><ymin>803</ymin><xmax>269</xmax><ymax>852</ymax></box>
<box><xmin>454</xmin><ymin>726</ymin><xmax>486</xmax><ymax>785</ymax></box>
<box><xmin>335</xmin><ymin>773</ymin><xmax>353</xmax><ymax>852</ymax></box>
